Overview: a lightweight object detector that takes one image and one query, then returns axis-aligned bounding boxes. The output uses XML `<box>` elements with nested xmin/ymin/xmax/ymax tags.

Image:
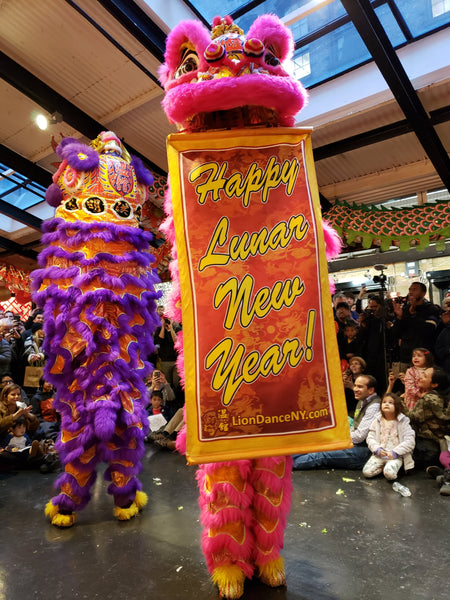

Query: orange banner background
<box><xmin>168</xmin><ymin>128</ymin><xmax>351</xmax><ymax>464</ymax></box>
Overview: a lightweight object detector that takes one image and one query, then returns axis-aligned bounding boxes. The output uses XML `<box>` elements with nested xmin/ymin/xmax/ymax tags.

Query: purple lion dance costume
<box><xmin>31</xmin><ymin>131</ymin><xmax>160</xmax><ymax>527</ymax></box>
<box><xmin>158</xmin><ymin>15</ymin><xmax>341</xmax><ymax>599</ymax></box>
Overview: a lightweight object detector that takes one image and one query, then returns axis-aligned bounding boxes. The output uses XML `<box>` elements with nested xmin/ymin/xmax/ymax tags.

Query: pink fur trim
<box><xmin>162</xmin><ymin>74</ymin><xmax>307</xmax><ymax>128</ymax></box>
<box><xmin>323</xmin><ymin>220</ymin><xmax>342</xmax><ymax>261</ymax></box>
<box><xmin>162</xmin><ymin>20</ymin><xmax>211</xmax><ymax>82</ymax></box>
<box><xmin>247</xmin><ymin>14</ymin><xmax>294</xmax><ymax>62</ymax></box>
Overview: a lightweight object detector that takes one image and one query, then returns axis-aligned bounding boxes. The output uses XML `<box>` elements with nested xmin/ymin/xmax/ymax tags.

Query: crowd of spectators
<box><xmin>1</xmin><ymin>281</ymin><xmax>449</xmax><ymax>491</ymax></box>
<box><xmin>0</xmin><ymin>302</ymin><xmax>184</xmax><ymax>469</ymax></box>
<box><xmin>295</xmin><ymin>281</ymin><xmax>450</xmax><ymax>494</ymax></box>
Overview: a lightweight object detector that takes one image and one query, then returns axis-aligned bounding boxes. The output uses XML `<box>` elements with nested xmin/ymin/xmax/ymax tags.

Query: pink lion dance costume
<box><xmin>32</xmin><ymin>132</ymin><xmax>160</xmax><ymax>527</ymax></box>
<box><xmin>159</xmin><ymin>15</ymin><xmax>341</xmax><ymax>598</ymax></box>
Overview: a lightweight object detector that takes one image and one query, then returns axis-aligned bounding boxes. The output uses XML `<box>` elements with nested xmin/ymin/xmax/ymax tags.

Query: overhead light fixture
<box><xmin>35</xmin><ymin>111</ymin><xmax>63</xmax><ymax>130</ymax></box>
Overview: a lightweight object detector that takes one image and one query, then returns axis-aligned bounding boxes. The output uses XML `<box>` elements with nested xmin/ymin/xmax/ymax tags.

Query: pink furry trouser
<box><xmin>196</xmin><ymin>456</ymin><xmax>293</xmax><ymax>578</ymax></box>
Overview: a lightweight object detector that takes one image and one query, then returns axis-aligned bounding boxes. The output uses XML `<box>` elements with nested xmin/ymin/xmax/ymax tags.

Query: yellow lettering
<box><xmin>189</xmin><ymin>162</ymin><xmax>228</xmax><ymax>205</ymax></box>
<box><xmin>198</xmin><ymin>217</ymin><xmax>230</xmax><ymax>271</ymax></box>
<box><xmin>205</xmin><ymin>337</ymin><xmax>305</xmax><ymax>406</ymax></box>
<box><xmin>198</xmin><ymin>214</ymin><xmax>309</xmax><ymax>272</ymax></box>
<box><xmin>214</xmin><ymin>275</ymin><xmax>305</xmax><ymax>330</ymax></box>
<box><xmin>189</xmin><ymin>158</ymin><xmax>300</xmax><ymax>207</ymax></box>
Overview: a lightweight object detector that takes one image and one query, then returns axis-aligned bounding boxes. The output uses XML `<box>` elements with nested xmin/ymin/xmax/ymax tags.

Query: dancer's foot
<box><xmin>256</xmin><ymin>557</ymin><xmax>286</xmax><ymax>588</ymax></box>
<box><xmin>113</xmin><ymin>490</ymin><xmax>148</xmax><ymax>521</ymax></box>
<box><xmin>45</xmin><ymin>500</ymin><xmax>76</xmax><ymax>527</ymax></box>
<box><xmin>211</xmin><ymin>565</ymin><xmax>246</xmax><ymax>599</ymax></box>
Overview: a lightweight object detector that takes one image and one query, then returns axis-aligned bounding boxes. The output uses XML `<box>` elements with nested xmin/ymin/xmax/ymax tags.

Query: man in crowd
<box><xmin>293</xmin><ymin>374</ymin><xmax>380</xmax><ymax>470</ymax></box>
<box><xmin>392</xmin><ymin>281</ymin><xmax>441</xmax><ymax>372</ymax></box>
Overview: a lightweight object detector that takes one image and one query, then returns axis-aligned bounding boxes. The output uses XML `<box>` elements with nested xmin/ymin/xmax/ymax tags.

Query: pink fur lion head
<box><xmin>159</xmin><ymin>14</ymin><xmax>308</xmax><ymax>131</ymax></box>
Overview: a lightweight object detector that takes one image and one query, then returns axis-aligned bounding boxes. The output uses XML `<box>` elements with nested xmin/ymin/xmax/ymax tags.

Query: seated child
<box><xmin>148</xmin><ymin>390</ymin><xmax>171</xmax><ymax>419</ymax></box>
<box><xmin>363</xmin><ymin>392</ymin><xmax>415</xmax><ymax>480</ymax></box>
<box><xmin>2</xmin><ymin>416</ymin><xmax>41</xmax><ymax>458</ymax></box>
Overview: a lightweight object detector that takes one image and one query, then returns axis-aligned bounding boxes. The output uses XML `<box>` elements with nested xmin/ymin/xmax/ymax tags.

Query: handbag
<box><xmin>23</xmin><ymin>365</ymin><xmax>44</xmax><ymax>388</ymax></box>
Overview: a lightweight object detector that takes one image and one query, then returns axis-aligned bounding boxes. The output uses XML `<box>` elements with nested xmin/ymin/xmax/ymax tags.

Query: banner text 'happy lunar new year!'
<box><xmin>167</xmin><ymin>128</ymin><xmax>351</xmax><ymax>464</ymax></box>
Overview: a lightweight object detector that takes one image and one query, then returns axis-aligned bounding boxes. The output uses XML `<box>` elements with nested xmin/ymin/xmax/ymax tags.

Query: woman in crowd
<box><xmin>401</xmin><ymin>367</ymin><xmax>450</xmax><ymax>468</ymax></box>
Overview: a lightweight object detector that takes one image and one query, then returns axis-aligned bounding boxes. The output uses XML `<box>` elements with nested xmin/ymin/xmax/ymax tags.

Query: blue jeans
<box><xmin>292</xmin><ymin>446</ymin><xmax>370</xmax><ymax>470</ymax></box>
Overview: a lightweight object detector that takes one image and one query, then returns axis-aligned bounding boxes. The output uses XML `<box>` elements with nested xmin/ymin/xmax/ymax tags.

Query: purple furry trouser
<box><xmin>31</xmin><ymin>219</ymin><xmax>160</xmax><ymax>513</ymax></box>
<box><xmin>52</xmin><ymin>405</ymin><xmax>148</xmax><ymax>512</ymax></box>
<box><xmin>196</xmin><ymin>456</ymin><xmax>293</xmax><ymax>578</ymax></box>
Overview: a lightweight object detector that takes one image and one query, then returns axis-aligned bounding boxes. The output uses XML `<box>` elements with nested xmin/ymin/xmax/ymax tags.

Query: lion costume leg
<box><xmin>197</xmin><ymin>461</ymin><xmax>255</xmax><ymax>599</ymax></box>
<box><xmin>250</xmin><ymin>456</ymin><xmax>293</xmax><ymax>587</ymax></box>
<box><xmin>46</xmin><ymin>427</ymin><xmax>100</xmax><ymax>528</ymax></box>
<box><xmin>106</xmin><ymin>413</ymin><xmax>148</xmax><ymax>521</ymax></box>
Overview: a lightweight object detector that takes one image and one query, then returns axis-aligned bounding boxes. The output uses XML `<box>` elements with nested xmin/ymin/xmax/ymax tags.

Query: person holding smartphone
<box><xmin>153</xmin><ymin>306</ymin><xmax>180</xmax><ymax>390</ymax></box>
<box><xmin>146</xmin><ymin>369</ymin><xmax>175</xmax><ymax>413</ymax></box>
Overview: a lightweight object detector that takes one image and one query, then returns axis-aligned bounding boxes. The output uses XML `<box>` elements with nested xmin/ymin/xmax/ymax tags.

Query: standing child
<box><xmin>404</xmin><ymin>348</ymin><xmax>434</xmax><ymax>410</ymax></box>
<box><xmin>363</xmin><ymin>393</ymin><xmax>415</xmax><ymax>480</ymax></box>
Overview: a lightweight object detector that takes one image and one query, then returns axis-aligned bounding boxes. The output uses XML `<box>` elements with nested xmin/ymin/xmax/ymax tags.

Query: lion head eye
<box><xmin>174</xmin><ymin>50</ymin><xmax>199</xmax><ymax>79</ymax></box>
<box><xmin>264</xmin><ymin>51</ymin><xmax>281</xmax><ymax>67</ymax></box>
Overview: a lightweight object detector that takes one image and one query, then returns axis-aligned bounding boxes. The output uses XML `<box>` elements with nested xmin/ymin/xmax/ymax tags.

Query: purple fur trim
<box><xmin>40</xmin><ymin>218</ymin><xmax>154</xmax><ymax>249</ymax></box>
<box><xmin>56</xmin><ymin>137</ymin><xmax>79</xmax><ymax>158</ymax></box>
<box><xmin>45</xmin><ymin>183</ymin><xmax>62</xmax><ymax>207</ymax></box>
<box><xmin>131</xmin><ymin>155</ymin><xmax>154</xmax><ymax>186</ymax></box>
<box><xmin>60</xmin><ymin>141</ymin><xmax>99</xmax><ymax>171</ymax></box>
<box><xmin>38</xmin><ymin>245</ymin><xmax>155</xmax><ymax>268</ymax></box>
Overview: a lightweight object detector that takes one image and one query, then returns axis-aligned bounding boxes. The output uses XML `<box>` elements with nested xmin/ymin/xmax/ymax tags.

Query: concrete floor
<box><xmin>0</xmin><ymin>447</ymin><xmax>447</xmax><ymax>600</ymax></box>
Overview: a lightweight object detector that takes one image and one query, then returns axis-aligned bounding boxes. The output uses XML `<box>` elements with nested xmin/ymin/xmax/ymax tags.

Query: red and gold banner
<box><xmin>168</xmin><ymin>128</ymin><xmax>351</xmax><ymax>464</ymax></box>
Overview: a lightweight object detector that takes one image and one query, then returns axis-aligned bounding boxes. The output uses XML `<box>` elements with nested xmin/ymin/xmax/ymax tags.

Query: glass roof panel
<box><xmin>183</xmin><ymin>0</ymin><xmax>449</xmax><ymax>88</ymax></box>
<box><xmin>235</xmin><ymin>0</ymin><xmax>346</xmax><ymax>35</ymax></box>
<box><xmin>294</xmin><ymin>21</ymin><xmax>370</xmax><ymax>89</ymax></box>
<box><xmin>0</xmin><ymin>163</ymin><xmax>46</xmax><ymax>210</ymax></box>
<box><xmin>393</xmin><ymin>0</ymin><xmax>450</xmax><ymax>36</ymax></box>
<box><xmin>374</xmin><ymin>4</ymin><xmax>406</xmax><ymax>46</ymax></box>
<box><xmin>187</xmin><ymin>0</ymin><xmax>249</xmax><ymax>23</ymax></box>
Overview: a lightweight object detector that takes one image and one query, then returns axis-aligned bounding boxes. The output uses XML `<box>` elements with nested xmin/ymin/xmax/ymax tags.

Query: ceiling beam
<box><xmin>96</xmin><ymin>0</ymin><xmax>167</xmax><ymax>63</ymax></box>
<box><xmin>0</xmin><ymin>234</ymin><xmax>39</xmax><ymax>260</ymax></box>
<box><xmin>314</xmin><ymin>104</ymin><xmax>450</xmax><ymax>161</ymax></box>
<box><xmin>1</xmin><ymin>145</ymin><xmax>52</xmax><ymax>189</ymax></box>
<box><xmin>0</xmin><ymin>198</ymin><xmax>43</xmax><ymax>231</ymax></box>
<box><xmin>1</xmin><ymin>52</ymin><xmax>166</xmax><ymax>177</ymax></box>
<box><xmin>319</xmin><ymin>157</ymin><xmax>442</xmax><ymax>204</ymax></box>
<box><xmin>341</xmin><ymin>0</ymin><xmax>450</xmax><ymax>192</ymax></box>
<box><xmin>63</xmin><ymin>0</ymin><xmax>162</xmax><ymax>87</ymax></box>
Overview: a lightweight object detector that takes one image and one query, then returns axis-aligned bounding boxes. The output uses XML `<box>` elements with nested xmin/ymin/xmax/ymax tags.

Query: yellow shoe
<box><xmin>45</xmin><ymin>501</ymin><xmax>76</xmax><ymax>527</ymax></box>
<box><xmin>134</xmin><ymin>490</ymin><xmax>148</xmax><ymax>509</ymax></box>
<box><xmin>257</xmin><ymin>557</ymin><xmax>286</xmax><ymax>587</ymax></box>
<box><xmin>211</xmin><ymin>564</ymin><xmax>245</xmax><ymax>599</ymax></box>
<box><xmin>114</xmin><ymin>491</ymin><xmax>147</xmax><ymax>521</ymax></box>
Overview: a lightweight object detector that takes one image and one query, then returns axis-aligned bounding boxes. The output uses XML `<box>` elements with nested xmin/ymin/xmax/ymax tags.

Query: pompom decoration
<box><xmin>243</xmin><ymin>38</ymin><xmax>264</xmax><ymax>57</ymax></box>
<box><xmin>56</xmin><ymin>137</ymin><xmax>79</xmax><ymax>158</ymax></box>
<box><xmin>60</xmin><ymin>142</ymin><xmax>99</xmax><ymax>171</ymax></box>
<box><xmin>45</xmin><ymin>182</ymin><xmax>63</xmax><ymax>207</ymax></box>
<box><xmin>204</xmin><ymin>42</ymin><xmax>226</xmax><ymax>62</ymax></box>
